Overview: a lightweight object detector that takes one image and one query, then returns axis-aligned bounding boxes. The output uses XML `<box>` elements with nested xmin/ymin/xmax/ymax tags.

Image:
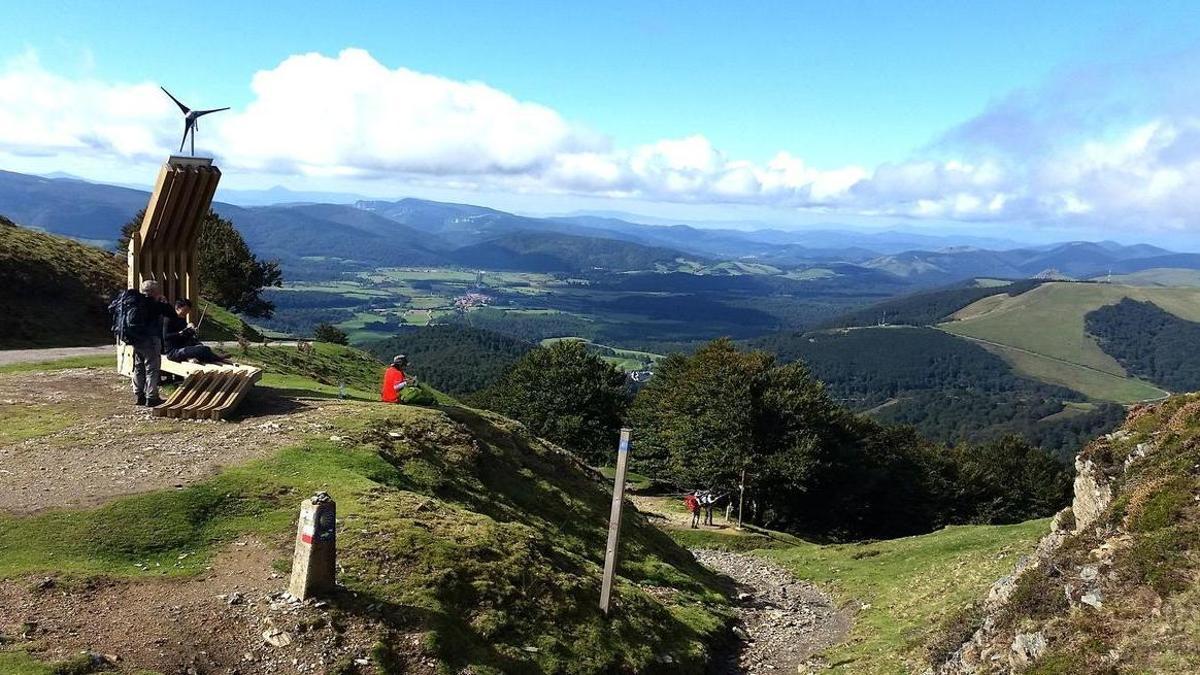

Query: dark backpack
<box><xmin>108</xmin><ymin>289</ymin><xmax>152</xmax><ymax>344</ymax></box>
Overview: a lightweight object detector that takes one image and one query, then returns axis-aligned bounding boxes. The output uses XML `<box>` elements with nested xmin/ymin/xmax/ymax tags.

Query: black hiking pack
<box><xmin>108</xmin><ymin>289</ymin><xmax>153</xmax><ymax>344</ymax></box>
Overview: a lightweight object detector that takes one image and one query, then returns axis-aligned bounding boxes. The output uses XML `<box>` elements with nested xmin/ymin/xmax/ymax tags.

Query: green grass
<box><xmin>596</xmin><ymin>466</ymin><xmax>654</xmax><ymax>492</ymax></box>
<box><xmin>763</xmin><ymin>519</ymin><xmax>1050</xmax><ymax>674</ymax></box>
<box><xmin>0</xmin><ymin>404</ymin><xmax>81</xmax><ymax>444</ymax></box>
<box><xmin>958</xmin><ymin>334</ymin><xmax>1168</xmax><ymax>403</ymax></box>
<box><xmin>1103</xmin><ymin>268</ymin><xmax>1200</xmax><ymax>287</ymax></box>
<box><xmin>0</xmin><ymin>355</ymin><xmax>113</xmax><ymax>375</ymax></box>
<box><xmin>938</xmin><ymin>282</ymin><xmax>1191</xmax><ymax>401</ymax></box>
<box><xmin>198</xmin><ymin>301</ymin><xmax>263</xmax><ymax>342</ymax></box>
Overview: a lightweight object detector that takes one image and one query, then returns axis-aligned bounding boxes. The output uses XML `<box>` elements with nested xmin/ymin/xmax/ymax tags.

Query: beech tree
<box><xmin>475</xmin><ymin>340</ymin><xmax>629</xmax><ymax>464</ymax></box>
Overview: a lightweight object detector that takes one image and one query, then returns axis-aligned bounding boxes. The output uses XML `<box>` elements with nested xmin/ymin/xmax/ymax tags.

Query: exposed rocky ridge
<box><xmin>930</xmin><ymin>396</ymin><xmax>1200</xmax><ymax>673</ymax></box>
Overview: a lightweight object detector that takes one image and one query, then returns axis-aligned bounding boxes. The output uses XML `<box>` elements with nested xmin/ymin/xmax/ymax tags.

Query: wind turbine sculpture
<box><xmin>161</xmin><ymin>86</ymin><xmax>229</xmax><ymax>156</ymax></box>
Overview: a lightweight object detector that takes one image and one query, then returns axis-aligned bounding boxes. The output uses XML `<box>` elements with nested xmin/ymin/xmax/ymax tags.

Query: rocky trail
<box><xmin>693</xmin><ymin>549</ymin><xmax>852</xmax><ymax>674</ymax></box>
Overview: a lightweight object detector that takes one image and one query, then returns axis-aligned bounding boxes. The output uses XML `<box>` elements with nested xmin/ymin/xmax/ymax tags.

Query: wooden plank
<box><xmin>137</xmin><ymin>164</ymin><xmax>172</xmax><ymax>244</ymax></box>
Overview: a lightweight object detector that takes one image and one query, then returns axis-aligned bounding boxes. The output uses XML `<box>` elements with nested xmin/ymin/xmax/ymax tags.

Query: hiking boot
<box><xmin>145</xmin><ymin>396</ymin><xmax>165</xmax><ymax>407</ymax></box>
<box><xmin>136</xmin><ymin>394</ymin><xmax>146</xmax><ymax>406</ymax></box>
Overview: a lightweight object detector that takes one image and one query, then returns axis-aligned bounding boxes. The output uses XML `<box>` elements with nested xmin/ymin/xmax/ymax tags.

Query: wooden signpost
<box><xmin>599</xmin><ymin>428</ymin><xmax>632</xmax><ymax>616</ymax></box>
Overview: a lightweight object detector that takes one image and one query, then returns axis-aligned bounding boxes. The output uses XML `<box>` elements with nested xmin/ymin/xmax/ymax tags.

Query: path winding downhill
<box><xmin>694</xmin><ymin>549</ymin><xmax>852</xmax><ymax>674</ymax></box>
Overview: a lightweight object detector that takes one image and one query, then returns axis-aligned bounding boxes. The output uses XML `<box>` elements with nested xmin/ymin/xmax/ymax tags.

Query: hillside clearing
<box><xmin>948</xmin><ymin>330</ymin><xmax>1168</xmax><ymax>403</ymax></box>
<box><xmin>940</xmin><ymin>282</ymin><xmax>1189</xmax><ymax>401</ymax></box>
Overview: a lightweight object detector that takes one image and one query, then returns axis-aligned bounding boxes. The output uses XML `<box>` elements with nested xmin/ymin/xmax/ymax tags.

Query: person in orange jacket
<box><xmin>381</xmin><ymin>354</ymin><xmax>409</xmax><ymax>403</ymax></box>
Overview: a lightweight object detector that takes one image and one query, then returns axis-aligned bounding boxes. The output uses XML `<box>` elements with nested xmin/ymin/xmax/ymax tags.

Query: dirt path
<box><xmin>694</xmin><ymin>549</ymin><xmax>852</xmax><ymax>674</ymax></box>
<box><xmin>0</xmin><ymin>538</ymin><xmax>429</xmax><ymax>674</ymax></box>
<box><xmin>0</xmin><ymin>367</ymin><xmax>345</xmax><ymax>514</ymax></box>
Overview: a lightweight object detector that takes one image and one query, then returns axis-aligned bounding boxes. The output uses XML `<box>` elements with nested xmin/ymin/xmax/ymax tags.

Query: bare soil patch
<box><xmin>0</xmin><ymin>367</ymin><xmax>345</xmax><ymax>515</ymax></box>
<box><xmin>0</xmin><ymin>538</ymin><xmax>432</xmax><ymax>674</ymax></box>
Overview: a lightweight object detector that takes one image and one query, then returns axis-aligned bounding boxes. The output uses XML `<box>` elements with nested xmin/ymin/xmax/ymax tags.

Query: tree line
<box><xmin>480</xmin><ymin>338</ymin><xmax>1073</xmax><ymax>540</ymax></box>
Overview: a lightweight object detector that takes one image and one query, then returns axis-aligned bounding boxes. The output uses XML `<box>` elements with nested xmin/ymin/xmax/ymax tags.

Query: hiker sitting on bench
<box><xmin>164</xmin><ymin>299</ymin><xmax>229</xmax><ymax>365</ymax></box>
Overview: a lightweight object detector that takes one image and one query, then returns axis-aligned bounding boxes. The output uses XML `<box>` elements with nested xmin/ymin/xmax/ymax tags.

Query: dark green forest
<box><xmin>625</xmin><ymin>339</ymin><xmax>1072</xmax><ymax>538</ymax></box>
<box><xmin>754</xmin><ymin>326</ymin><xmax>1123</xmax><ymax>458</ymax></box>
<box><xmin>1086</xmin><ymin>298</ymin><xmax>1200</xmax><ymax>392</ymax></box>
<box><xmin>363</xmin><ymin>325</ymin><xmax>534</xmax><ymax>395</ymax></box>
<box><xmin>820</xmin><ymin>279</ymin><xmax>1043</xmax><ymax>329</ymax></box>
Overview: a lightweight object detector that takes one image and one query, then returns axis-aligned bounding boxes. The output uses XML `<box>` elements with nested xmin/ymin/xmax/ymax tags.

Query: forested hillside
<box><xmin>1086</xmin><ymin>298</ymin><xmax>1200</xmax><ymax>392</ymax></box>
<box><xmin>363</xmin><ymin>325</ymin><xmax>534</xmax><ymax>395</ymax></box>
<box><xmin>821</xmin><ymin>279</ymin><xmax>1043</xmax><ymax>329</ymax></box>
<box><xmin>755</xmin><ymin>327</ymin><xmax>1124</xmax><ymax>458</ymax></box>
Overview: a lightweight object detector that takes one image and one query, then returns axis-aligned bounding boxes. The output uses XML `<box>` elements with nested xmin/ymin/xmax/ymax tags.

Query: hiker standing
<box><xmin>381</xmin><ymin>354</ymin><xmax>409</xmax><ymax>403</ymax></box>
<box><xmin>684</xmin><ymin>491</ymin><xmax>701</xmax><ymax>528</ymax></box>
<box><xmin>111</xmin><ymin>280</ymin><xmax>174</xmax><ymax>406</ymax></box>
<box><xmin>702</xmin><ymin>491</ymin><xmax>714</xmax><ymax>526</ymax></box>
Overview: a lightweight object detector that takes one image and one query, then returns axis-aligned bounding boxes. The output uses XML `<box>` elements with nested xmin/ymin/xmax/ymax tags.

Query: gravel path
<box><xmin>0</xmin><ymin>345</ymin><xmax>112</xmax><ymax>366</ymax></box>
<box><xmin>693</xmin><ymin>549</ymin><xmax>852</xmax><ymax>674</ymax></box>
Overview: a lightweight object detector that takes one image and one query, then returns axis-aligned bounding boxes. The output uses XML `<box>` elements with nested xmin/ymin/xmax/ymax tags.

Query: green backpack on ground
<box><xmin>400</xmin><ymin>384</ymin><xmax>437</xmax><ymax>406</ymax></box>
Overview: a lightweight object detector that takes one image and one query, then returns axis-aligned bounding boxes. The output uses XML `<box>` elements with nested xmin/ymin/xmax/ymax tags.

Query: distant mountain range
<box><xmin>2</xmin><ymin>167</ymin><xmax>1199</xmax><ymax>283</ymax></box>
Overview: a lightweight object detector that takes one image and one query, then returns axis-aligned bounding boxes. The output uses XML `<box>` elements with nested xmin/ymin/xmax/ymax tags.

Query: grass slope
<box><xmin>0</xmin><ymin>221</ymin><xmax>123</xmax><ymax>348</ymax></box>
<box><xmin>939</xmin><ymin>282</ymin><xmax>1196</xmax><ymax>401</ymax></box>
<box><xmin>0</xmin><ymin>348</ymin><xmax>729</xmax><ymax>673</ymax></box>
<box><xmin>0</xmin><ymin>219</ymin><xmax>262</xmax><ymax>348</ymax></box>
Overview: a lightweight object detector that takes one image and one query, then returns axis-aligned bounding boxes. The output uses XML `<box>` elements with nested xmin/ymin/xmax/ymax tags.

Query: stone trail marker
<box><xmin>599</xmin><ymin>428</ymin><xmax>632</xmax><ymax>616</ymax></box>
<box><xmin>288</xmin><ymin>492</ymin><xmax>337</xmax><ymax>600</ymax></box>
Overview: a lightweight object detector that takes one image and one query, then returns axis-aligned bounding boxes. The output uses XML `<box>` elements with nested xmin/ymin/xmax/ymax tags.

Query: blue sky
<box><xmin>3</xmin><ymin>1</ymin><xmax>1200</xmax><ymax>242</ymax></box>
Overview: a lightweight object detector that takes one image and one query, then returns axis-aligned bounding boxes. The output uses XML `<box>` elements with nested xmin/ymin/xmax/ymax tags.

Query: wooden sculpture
<box><xmin>119</xmin><ymin>155</ymin><xmax>262</xmax><ymax>419</ymax></box>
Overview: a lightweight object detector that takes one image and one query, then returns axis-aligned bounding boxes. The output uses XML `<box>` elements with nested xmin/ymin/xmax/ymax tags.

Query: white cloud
<box><xmin>0</xmin><ymin>51</ymin><xmax>175</xmax><ymax>159</ymax></box>
<box><xmin>3</xmin><ymin>46</ymin><xmax>1200</xmax><ymax>232</ymax></box>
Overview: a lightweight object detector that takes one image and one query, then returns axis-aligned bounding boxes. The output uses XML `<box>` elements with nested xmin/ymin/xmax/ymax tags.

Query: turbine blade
<box><xmin>179</xmin><ymin>125</ymin><xmax>188</xmax><ymax>153</ymax></box>
<box><xmin>160</xmin><ymin>86</ymin><xmax>190</xmax><ymax>114</ymax></box>
<box><xmin>193</xmin><ymin>107</ymin><xmax>231</xmax><ymax>117</ymax></box>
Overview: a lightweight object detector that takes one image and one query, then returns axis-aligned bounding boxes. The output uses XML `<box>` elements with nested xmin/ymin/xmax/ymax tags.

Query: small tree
<box><xmin>476</xmin><ymin>341</ymin><xmax>629</xmax><ymax>465</ymax></box>
<box><xmin>313</xmin><ymin>323</ymin><xmax>349</xmax><ymax>345</ymax></box>
<box><xmin>118</xmin><ymin>209</ymin><xmax>282</xmax><ymax>317</ymax></box>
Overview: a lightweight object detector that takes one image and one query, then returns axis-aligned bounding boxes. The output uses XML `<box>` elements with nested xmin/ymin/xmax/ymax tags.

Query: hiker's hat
<box><xmin>393</xmin><ymin>354</ymin><xmax>407</xmax><ymax>365</ymax></box>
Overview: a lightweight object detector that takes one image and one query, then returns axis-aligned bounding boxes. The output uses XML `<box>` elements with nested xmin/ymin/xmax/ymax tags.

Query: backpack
<box><xmin>684</xmin><ymin>495</ymin><xmax>699</xmax><ymax>513</ymax></box>
<box><xmin>399</xmin><ymin>384</ymin><xmax>437</xmax><ymax>406</ymax></box>
<box><xmin>108</xmin><ymin>289</ymin><xmax>152</xmax><ymax>344</ymax></box>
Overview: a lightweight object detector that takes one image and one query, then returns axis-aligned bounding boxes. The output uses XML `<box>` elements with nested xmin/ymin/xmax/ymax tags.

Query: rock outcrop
<box><xmin>930</xmin><ymin>396</ymin><xmax>1200</xmax><ymax>674</ymax></box>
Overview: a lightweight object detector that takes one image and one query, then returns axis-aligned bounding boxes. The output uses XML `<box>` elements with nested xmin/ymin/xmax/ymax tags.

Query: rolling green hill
<box><xmin>0</xmin><ymin>219</ymin><xmax>124</xmax><ymax>348</ymax></box>
<box><xmin>938</xmin><ymin>282</ymin><xmax>1200</xmax><ymax>402</ymax></box>
<box><xmin>0</xmin><ymin>219</ymin><xmax>261</xmax><ymax>348</ymax></box>
<box><xmin>754</xmin><ymin>326</ymin><xmax>1124</xmax><ymax>458</ymax></box>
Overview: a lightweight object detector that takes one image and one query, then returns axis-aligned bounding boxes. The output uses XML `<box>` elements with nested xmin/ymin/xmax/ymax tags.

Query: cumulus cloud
<box><xmin>0</xmin><ymin>51</ymin><xmax>176</xmax><ymax>160</ymax></box>
<box><xmin>2</xmin><ymin>46</ymin><xmax>1200</xmax><ymax>231</ymax></box>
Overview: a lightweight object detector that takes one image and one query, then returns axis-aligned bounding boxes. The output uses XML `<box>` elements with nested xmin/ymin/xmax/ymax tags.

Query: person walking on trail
<box><xmin>111</xmin><ymin>279</ymin><xmax>174</xmax><ymax>407</ymax></box>
<box><xmin>701</xmin><ymin>491</ymin><xmax>726</xmax><ymax>526</ymax></box>
<box><xmin>381</xmin><ymin>354</ymin><xmax>409</xmax><ymax>403</ymax></box>
<box><xmin>684</xmin><ymin>492</ymin><xmax>701</xmax><ymax>528</ymax></box>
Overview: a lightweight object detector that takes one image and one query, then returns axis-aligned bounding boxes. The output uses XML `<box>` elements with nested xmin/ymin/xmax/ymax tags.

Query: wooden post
<box><xmin>287</xmin><ymin>492</ymin><xmax>337</xmax><ymax>600</ymax></box>
<box><xmin>599</xmin><ymin>428</ymin><xmax>632</xmax><ymax>616</ymax></box>
<box><xmin>737</xmin><ymin>468</ymin><xmax>746</xmax><ymax>530</ymax></box>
